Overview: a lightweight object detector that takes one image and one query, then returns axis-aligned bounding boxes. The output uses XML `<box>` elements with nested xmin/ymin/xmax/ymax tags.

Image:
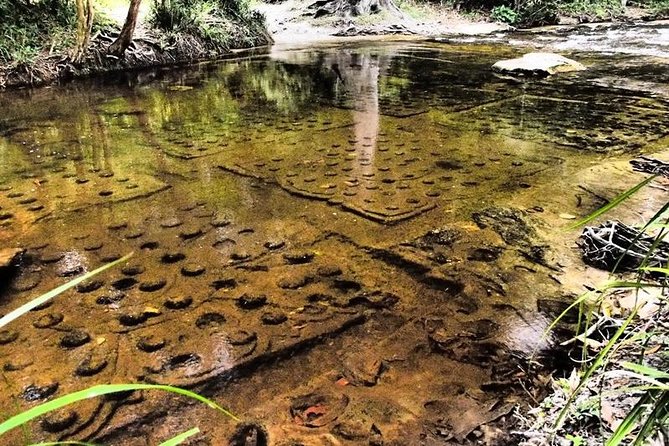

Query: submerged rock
<box><xmin>472</xmin><ymin>206</ymin><xmax>536</xmax><ymax>248</ymax></box>
<box><xmin>41</xmin><ymin>409</ymin><xmax>79</xmax><ymax>433</ymax></box>
<box><xmin>228</xmin><ymin>422</ymin><xmax>269</xmax><ymax>446</ymax></box>
<box><xmin>492</xmin><ymin>52</ymin><xmax>586</xmax><ymax>77</ymax></box>
<box><xmin>0</xmin><ymin>247</ymin><xmax>23</xmax><ymax>268</ymax></box>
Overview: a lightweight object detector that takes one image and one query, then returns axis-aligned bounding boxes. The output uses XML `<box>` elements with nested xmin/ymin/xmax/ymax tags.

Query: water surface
<box><xmin>0</xmin><ymin>39</ymin><xmax>667</xmax><ymax>444</ymax></box>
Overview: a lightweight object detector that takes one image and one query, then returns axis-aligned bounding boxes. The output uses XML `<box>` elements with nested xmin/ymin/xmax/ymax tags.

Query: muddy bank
<box><xmin>0</xmin><ymin>23</ymin><xmax>272</xmax><ymax>90</ymax></box>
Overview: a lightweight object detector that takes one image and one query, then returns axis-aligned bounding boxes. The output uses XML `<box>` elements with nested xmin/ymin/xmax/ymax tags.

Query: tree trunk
<box><xmin>73</xmin><ymin>0</ymin><xmax>94</xmax><ymax>63</ymax></box>
<box><xmin>310</xmin><ymin>0</ymin><xmax>403</xmax><ymax>18</ymax></box>
<box><xmin>109</xmin><ymin>0</ymin><xmax>143</xmax><ymax>56</ymax></box>
<box><xmin>353</xmin><ymin>0</ymin><xmax>402</xmax><ymax>16</ymax></box>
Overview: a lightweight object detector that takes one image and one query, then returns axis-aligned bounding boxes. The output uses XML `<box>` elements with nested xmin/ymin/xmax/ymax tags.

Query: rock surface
<box><xmin>492</xmin><ymin>52</ymin><xmax>586</xmax><ymax>76</ymax></box>
<box><xmin>0</xmin><ymin>248</ymin><xmax>23</xmax><ymax>268</ymax></box>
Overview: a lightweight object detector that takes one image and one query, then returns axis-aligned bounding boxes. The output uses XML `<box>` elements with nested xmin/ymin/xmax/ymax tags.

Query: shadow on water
<box><xmin>0</xmin><ymin>39</ymin><xmax>667</xmax><ymax>444</ymax></box>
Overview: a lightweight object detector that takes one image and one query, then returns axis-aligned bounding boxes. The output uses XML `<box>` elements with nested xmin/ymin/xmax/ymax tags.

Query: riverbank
<box><xmin>0</xmin><ymin>17</ymin><xmax>271</xmax><ymax>89</ymax></box>
<box><xmin>512</xmin><ymin>149</ymin><xmax>669</xmax><ymax>445</ymax></box>
<box><xmin>0</xmin><ymin>0</ymin><xmax>498</xmax><ymax>89</ymax></box>
<box><xmin>3</xmin><ymin>0</ymin><xmax>669</xmax><ymax>90</ymax></box>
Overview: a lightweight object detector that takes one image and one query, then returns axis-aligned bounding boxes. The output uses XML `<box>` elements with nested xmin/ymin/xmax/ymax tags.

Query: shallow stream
<box><xmin>0</xmin><ymin>36</ymin><xmax>668</xmax><ymax>445</ymax></box>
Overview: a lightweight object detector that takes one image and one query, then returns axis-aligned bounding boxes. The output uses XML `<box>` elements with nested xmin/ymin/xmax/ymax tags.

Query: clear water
<box><xmin>0</xmin><ymin>39</ymin><xmax>667</xmax><ymax>444</ymax></box>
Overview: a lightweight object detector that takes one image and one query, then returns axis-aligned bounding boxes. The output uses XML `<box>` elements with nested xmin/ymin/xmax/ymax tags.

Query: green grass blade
<box><xmin>0</xmin><ymin>384</ymin><xmax>238</xmax><ymax>437</ymax></box>
<box><xmin>601</xmin><ymin>385</ymin><xmax>669</xmax><ymax>395</ymax></box>
<box><xmin>601</xmin><ymin>280</ymin><xmax>662</xmax><ymax>289</ymax></box>
<box><xmin>0</xmin><ymin>253</ymin><xmax>133</xmax><ymax>329</ymax></box>
<box><xmin>542</xmin><ymin>279</ymin><xmax>656</xmax><ymax>341</ymax></box>
<box><xmin>632</xmin><ymin>390</ymin><xmax>669</xmax><ymax>445</ymax></box>
<box><xmin>617</xmin><ymin>373</ymin><xmax>669</xmax><ymax>391</ymax></box>
<box><xmin>555</xmin><ymin>308</ymin><xmax>638</xmax><ymax>429</ymax></box>
<box><xmin>543</xmin><ymin>288</ymin><xmax>595</xmax><ymax>338</ymax></box>
<box><xmin>158</xmin><ymin>427</ymin><xmax>200</xmax><ymax>446</ymax></box>
<box><xmin>609</xmin><ymin>206</ymin><xmax>669</xmax><ymax>275</ymax></box>
<box><xmin>567</xmin><ymin>175</ymin><xmax>657</xmax><ymax>230</ymax></box>
<box><xmin>623</xmin><ymin>362</ymin><xmax>669</xmax><ymax>380</ymax></box>
<box><xmin>606</xmin><ymin>391</ymin><xmax>653</xmax><ymax>446</ymax></box>
<box><xmin>646</xmin><ymin>223</ymin><xmax>669</xmax><ymax>229</ymax></box>
<box><xmin>639</xmin><ymin>266</ymin><xmax>669</xmax><ymax>275</ymax></box>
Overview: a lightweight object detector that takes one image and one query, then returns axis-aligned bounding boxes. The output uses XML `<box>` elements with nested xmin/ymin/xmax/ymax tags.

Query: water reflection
<box><xmin>0</xmin><ymin>41</ymin><xmax>668</xmax><ymax>445</ymax></box>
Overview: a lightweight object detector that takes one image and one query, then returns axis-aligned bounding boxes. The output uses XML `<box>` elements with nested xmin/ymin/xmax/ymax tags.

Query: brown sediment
<box><xmin>0</xmin><ymin>37</ymin><xmax>667</xmax><ymax>445</ymax></box>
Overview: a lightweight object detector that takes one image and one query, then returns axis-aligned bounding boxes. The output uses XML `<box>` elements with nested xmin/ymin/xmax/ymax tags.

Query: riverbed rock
<box><xmin>342</xmin><ymin>353</ymin><xmax>384</xmax><ymax>386</ymax></box>
<box><xmin>229</xmin><ymin>422</ymin><xmax>269</xmax><ymax>446</ymax></box>
<box><xmin>492</xmin><ymin>52</ymin><xmax>586</xmax><ymax>77</ymax></box>
<box><xmin>472</xmin><ymin>206</ymin><xmax>536</xmax><ymax>248</ymax></box>
<box><xmin>0</xmin><ymin>247</ymin><xmax>23</xmax><ymax>268</ymax></box>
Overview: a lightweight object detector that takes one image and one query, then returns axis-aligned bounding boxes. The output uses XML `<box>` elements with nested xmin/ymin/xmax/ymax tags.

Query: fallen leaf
<box><xmin>644</xmin><ymin>345</ymin><xmax>661</xmax><ymax>355</ymax></box>
<box><xmin>304</xmin><ymin>404</ymin><xmax>327</xmax><ymax>419</ymax></box>
<box><xmin>335</xmin><ymin>378</ymin><xmax>350</xmax><ymax>387</ymax></box>
<box><xmin>559</xmin><ymin>213</ymin><xmax>577</xmax><ymax>220</ymax></box>
<box><xmin>601</xmin><ymin>401</ymin><xmax>616</xmax><ymax>428</ymax></box>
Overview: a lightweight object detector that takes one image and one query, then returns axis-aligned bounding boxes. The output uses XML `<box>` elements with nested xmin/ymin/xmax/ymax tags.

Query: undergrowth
<box><xmin>519</xmin><ymin>176</ymin><xmax>669</xmax><ymax>445</ymax></box>
<box><xmin>0</xmin><ymin>0</ymin><xmax>121</xmax><ymax>67</ymax></box>
<box><xmin>639</xmin><ymin>0</ymin><xmax>669</xmax><ymax>16</ymax></box>
<box><xmin>149</xmin><ymin>0</ymin><xmax>266</xmax><ymax>49</ymax></box>
<box><xmin>0</xmin><ymin>0</ymin><xmax>75</xmax><ymax>65</ymax></box>
<box><xmin>558</xmin><ymin>0</ymin><xmax>624</xmax><ymax>22</ymax></box>
<box><xmin>450</xmin><ymin>0</ymin><xmax>669</xmax><ymax>26</ymax></box>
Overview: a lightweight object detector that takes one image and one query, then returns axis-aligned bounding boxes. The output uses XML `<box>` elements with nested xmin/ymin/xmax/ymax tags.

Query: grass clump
<box><xmin>0</xmin><ymin>0</ymin><xmax>75</xmax><ymax>66</ymax></box>
<box><xmin>519</xmin><ymin>177</ymin><xmax>668</xmax><ymax>445</ymax></box>
<box><xmin>148</xmin><ymin>0</ymin><xmax>266</xmax><ymax>50</ymax></box>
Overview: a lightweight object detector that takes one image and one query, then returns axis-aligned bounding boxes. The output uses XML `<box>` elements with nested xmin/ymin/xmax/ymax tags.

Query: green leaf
<box><xmin>0</xmin><ymin>384</ymin><xmax>238</xmax><ymax>438</ymax></box>
<box><xmin>0</xmin><ymin>253</ymin><xmax>133</xmax><ymax>329</ymax></box>
<box><xmin>567</xmin><ymin>175</ymin><xmax>657</xmax><ymax>230</ymax></box>
<box><xmin>632</xmin><ymin>390</ymin><xmax>669</xmax><ymax>445</ymax></box>
<box><xmin>158</xmin><ymin>427</ymin><xmax>200</xmax><ymax>446</ymax></box>
<box><xmin>622</xmin><ymin>362</ymin><xmax>669</xmax><ymax>380</ymax></box>
<box><xmin>555</xmin><ymin>309</ymin><xmax>638</xmax><ymax>430</ymax></box>
<box><xmin>601</xmin><ymin>280</ymin><xmax>662</xmax><ymax>289</ymax></box>
<box><xmin>639</xmin><ymin>266</ymin><xmax>669</xmax><ymax>275</ymax></box>
<box><xmin>606</xmin><ymin>391</ymin><xmax>653</xmax><ymax>446</ymax></box>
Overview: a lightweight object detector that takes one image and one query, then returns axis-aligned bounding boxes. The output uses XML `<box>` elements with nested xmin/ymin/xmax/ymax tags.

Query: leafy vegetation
<box><xmin>558</xmin><ymin>0</ymin><xmax>624</xmax><ymax>22</ymax></box>
<box><xmin>458</xmin><ymin>0</ymin><xmax>669</xmax><ymax>26</ymax></box>
<box><xmin>0</xmin><ymin>0</ymin><xmax>267</xmax><ymax>72</ymax></box>
<box><xmin>645</xmin><ymin>0</ymin><xmax>669</xmax><ymax>15</ymax></box>
<box><xmin>491</xmin><ymin>4</ymin><xmax>518</xmax><ymax>23</ymax></box>
<box><xmin>0</xmin><ymin>0</ymin><xmax>75</xmax><ymax>65</ymax></box>
<box><xmin>148</xmin><ymin>0</ymin><xmax>263</xmax><ymax>48</ymax></box>
<box><xmin>525</xmin><ymin>177</ymin><xmax>669</xmax><ymax>445</ymax></box>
